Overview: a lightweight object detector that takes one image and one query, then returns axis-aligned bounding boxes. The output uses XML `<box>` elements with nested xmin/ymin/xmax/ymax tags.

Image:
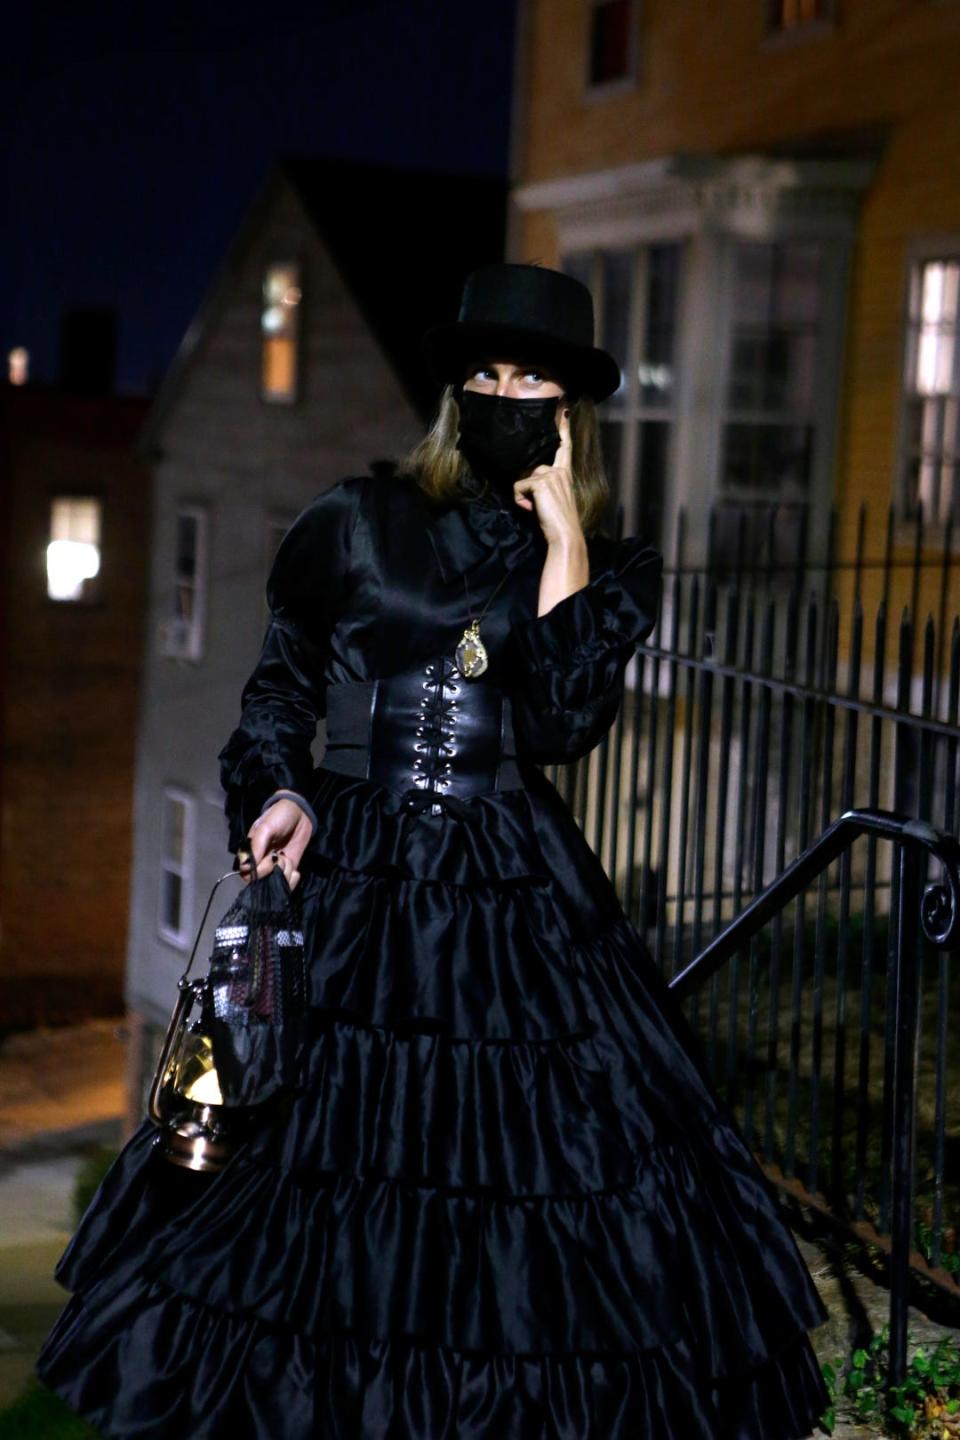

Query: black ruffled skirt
<box><xmin>37</xmin><ymin>765</ymin><xmax>830</xmax><ymax>1437</ymax></box>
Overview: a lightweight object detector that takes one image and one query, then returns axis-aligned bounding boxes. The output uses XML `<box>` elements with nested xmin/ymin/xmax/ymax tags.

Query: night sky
<box><xmin>1</xmin><ymin>0</ymin><xmax>517</xmax><ymax>394</ymax></box>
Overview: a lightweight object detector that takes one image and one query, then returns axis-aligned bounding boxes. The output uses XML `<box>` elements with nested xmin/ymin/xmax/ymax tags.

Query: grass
<box><xmin>0</xmin><ymin>1153</ymin><xmax>119</xmax><ymax>1434</ymax></box>
<box><xmin>0</xmin><ymin>1381</ymin><xmax>99</xmax><ymax>1438</ymax></box>
<box><xmin>70</xmin><ymin>1149</ymin><xmax>118</xmax><ymax>1229</ymax></box>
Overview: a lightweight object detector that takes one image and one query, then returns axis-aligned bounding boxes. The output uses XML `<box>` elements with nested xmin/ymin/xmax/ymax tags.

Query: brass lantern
<box><xmin>148</xmin><ymin>863</ymin><xmax>257</xmax><ymax>1173</ymax></box>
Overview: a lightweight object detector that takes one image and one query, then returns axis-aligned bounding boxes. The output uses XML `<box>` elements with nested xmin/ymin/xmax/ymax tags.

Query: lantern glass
<box><xmin>175</xmin><ymin>1027</ymin><xmax>224</xmax><ymax>1106</ymax></box>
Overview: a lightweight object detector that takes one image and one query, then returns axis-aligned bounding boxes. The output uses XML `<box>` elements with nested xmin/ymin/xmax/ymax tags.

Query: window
<box><xmin>768</xmin><ymin>0</ymin><xmax>833</xmax><ymax>30</ymax></box>
<box><xmin>7</xmin><ymin>347</ymin><xmax>28</xmax><ymax>385</ymax></box>
<box><xmin>564</xmin><ymin>243</ymin><xmax>683</xmax><ymax>547</ymax></box>
<box><xmin>158</xmin><ymin>789</ymin><xmax>195</xmax><ymax>947</ymax></box>
<box><xmin>586</xmin><ymin>0</ymin><xmax>637</xmax><ymax>90</ymax></box>
<box><xmin>159</xmin><ymin>506</ymin><xmax>207</xmax><ymax>661</ymax></box>
<box><xmin>901</xmin><ymin>255</ymin><xmax>960</xmax><ymax>525</ymax></box>
<box><xmin>46</xmin><ymin>496</ymin><xmax>102</xmax><ymax>602</ymax></box>
<box><xmin>261</xmin><ymin>261</ymin><xmax>302</xmax><ymax>402</ymax></box>
<box><xmin>711</xmin><ymin>241</ymin><xmax>824</xmax><ymax>571</ymax></box>
<box><xmin>721</xmin><ymin>241</ymin><xmax>821</xmax><ymax>497</ymax></box>
<box><xmin>537</xmin><ymin>155</ymin><xmax>860</xmax><ymax>571</ymax></box>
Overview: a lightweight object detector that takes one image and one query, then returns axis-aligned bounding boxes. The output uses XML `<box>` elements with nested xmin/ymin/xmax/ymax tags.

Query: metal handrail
<box><xmin>669</xmin><ymin>807</ymin><xmax>960</xmax><ymax>1391</ymax></box>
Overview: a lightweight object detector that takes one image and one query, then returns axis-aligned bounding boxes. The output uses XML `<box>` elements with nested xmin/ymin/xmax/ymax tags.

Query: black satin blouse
<box><xmin>218</xmin><ymin>470</ymin><xmax>663</xmax><ymax>856</ymax></box>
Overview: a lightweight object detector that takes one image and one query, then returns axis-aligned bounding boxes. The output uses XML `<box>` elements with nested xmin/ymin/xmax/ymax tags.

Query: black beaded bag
<box><xmin>200</xmin><ymin>864</ymin><xmax>308</xmax><ymax>1108</ymax></box>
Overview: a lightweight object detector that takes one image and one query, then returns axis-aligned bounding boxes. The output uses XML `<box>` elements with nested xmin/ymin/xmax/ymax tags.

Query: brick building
<box><xmin>508</xmin><ymin>0</ymin><xmax>960</xmax><ymax>623</ymax></box>
<box><xmin>0</xmin><ymin>383</ymin><xmax>151</xmax><ymax>1027</ymax></box>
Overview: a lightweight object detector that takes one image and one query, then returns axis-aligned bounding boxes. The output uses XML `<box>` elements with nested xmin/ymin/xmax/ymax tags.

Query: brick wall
<box><xmin>0</xmin><ymin>390</ymin><xmax>150</xmax><ymax>1026</ymax></box>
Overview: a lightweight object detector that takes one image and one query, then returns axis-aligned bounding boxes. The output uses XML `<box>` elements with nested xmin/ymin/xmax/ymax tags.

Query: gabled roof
<box><xmin>283</xmin><ymin>156</ymin><xmax>507</xmax><ymax>418</ymax></box>
<box><xmin>138</xmin><ymin>155</ymin><xmax>507</xmax><ymax>456</ymax></box>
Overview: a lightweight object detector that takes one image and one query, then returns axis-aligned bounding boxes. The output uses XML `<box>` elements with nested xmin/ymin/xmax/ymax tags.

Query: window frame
<box><xmin>157</xmin><ymin>786</ymin><xmax>196</xmax><ymax>949</ymax></box>
<box><xmin>158</xmin><ymin>504</ymin><xmax>208</xmax><ymax>663</ymax></box>
<box><xmin>259</xmin><ymin>257</ymin><xmax>304</xmax><ymax>406</ymax></box>
<box><xmin>716</xmin><ymin>237</ymin><xmax>824</xmax><ymax>507</ymax></box>
<box><xmin>534</xmin><ymin>155</ymin><xmax>864</xmax><ymax>570</ymax></box>
<box><xmin>561</xmin><ymin>242</ymin><xmax>687</xmax><ymax>548</ymax></box>
<box><xmin>583</xmin><ymin>0</ymin><xmax>642</xmax><ymax>102</ymax></box>
<box><xmin>707</xmin><ymin>227</ymin><xmax>849</xmax><ymax>571</ymax></box>
<box><xmin>895</xmin><ymin>235</ymin><xmax>960</xmax><ymax>536</ymax></box>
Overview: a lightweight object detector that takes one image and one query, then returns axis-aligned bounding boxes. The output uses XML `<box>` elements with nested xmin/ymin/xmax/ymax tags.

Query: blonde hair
<box><xmin>398</xmin><ymin>385</ymin><xmax>611</xmax><ymax>536</ymax></box>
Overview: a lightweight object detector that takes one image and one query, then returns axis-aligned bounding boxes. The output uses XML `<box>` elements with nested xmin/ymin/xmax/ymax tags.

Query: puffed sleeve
<box><xmin>507</xmin><ymin>534</ymin><xmax>662</xmax><ymax>766</ymax></box>
<box><xmin>217</xmin><ymin>476</ymin><xmax>365</xmax><ymax>853</ymax></box>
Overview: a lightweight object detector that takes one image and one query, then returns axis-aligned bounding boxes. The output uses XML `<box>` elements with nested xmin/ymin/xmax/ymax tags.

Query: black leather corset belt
<box><xmin>320</xmin><ymin>657</ymin><xmax>525</xmax><ymax>817</ymax></box>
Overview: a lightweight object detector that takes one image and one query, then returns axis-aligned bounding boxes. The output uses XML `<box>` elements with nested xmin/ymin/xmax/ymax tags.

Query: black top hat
<box><xmin>422</xmin><ymin>263</ymin><xmax>622</xmax><ymax>403</ymax></box>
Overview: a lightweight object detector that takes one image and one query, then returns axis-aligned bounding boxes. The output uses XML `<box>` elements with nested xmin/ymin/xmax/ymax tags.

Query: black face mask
<box><xmin>455</xmin><ymin>388</ymin><xmax>562</xmax><ymax>498</ymax></box>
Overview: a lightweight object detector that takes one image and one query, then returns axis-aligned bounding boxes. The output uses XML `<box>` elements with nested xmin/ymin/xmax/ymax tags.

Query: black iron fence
<box><xmin>547</xmin><ymin>502</ymin><xmax>960</xmax><ymax>1361</ymax></box>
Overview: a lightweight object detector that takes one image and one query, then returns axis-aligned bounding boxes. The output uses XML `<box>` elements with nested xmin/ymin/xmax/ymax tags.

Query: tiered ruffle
<box><xmin>41</xmin><ymin>1274</ymin><xmax>827</xmax><ymax>1439</ymax></box>
<box><xmin>38</xmin><ymin>787</ymin><xmax>830</xmax><ymax>1437</ymax></box>
<box><xmin>302</xmin><ymin>762</ymin><xmax>557</xmax><ymax>886</ymax></box>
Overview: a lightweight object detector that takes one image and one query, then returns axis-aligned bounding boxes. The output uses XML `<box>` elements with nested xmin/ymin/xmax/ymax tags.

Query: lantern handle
<box><xmin>178</xmin><ymin>863</ymin><xmax>248</xmax><ymax>985</ymax></box>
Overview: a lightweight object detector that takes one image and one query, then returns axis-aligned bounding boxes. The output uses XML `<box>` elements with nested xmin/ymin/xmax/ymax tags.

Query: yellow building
<box><xmin>509</xmin><ymin>0</ymin><xmax>960</xmax><ymax>625</ymax></box>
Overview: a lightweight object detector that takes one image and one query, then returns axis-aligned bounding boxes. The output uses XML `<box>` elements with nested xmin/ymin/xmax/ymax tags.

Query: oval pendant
<box><xmin>455</xmin><ymin>624</ymin><xmax>488</xmax><ymax>679</ymax></box>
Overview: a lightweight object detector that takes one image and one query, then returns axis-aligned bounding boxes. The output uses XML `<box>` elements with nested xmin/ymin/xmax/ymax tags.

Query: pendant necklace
<box><xmin>454</xmin><ymin>568</ymin><xmax>510</xmax><ymax>679</ymax></box>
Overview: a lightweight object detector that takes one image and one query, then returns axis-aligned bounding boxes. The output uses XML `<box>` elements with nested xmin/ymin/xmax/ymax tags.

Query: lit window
<box><xmin>901</xmin><ymin>256</ymin><xmax>960</xmax><ymax>525</ymax></box>
<box><xmin>586</xmin><ymin>0</ymin><xmax>636</xmax><ymax>88</ymax></box>
<box><xmin>7</xmin><ymin>347</ymin><xmax>28</xmax><ymax>385</ymax></box>
<box><xmin>159</xmin><ymin>506</ymin><xmax>207</xmax><ymax>660</ymax></box>
<box><xmin>261</xmin><ymin>261</ymin><xmax>302</xmax><ymax>402</ymax></box>
<box><xmin>158</xmin><ymin>789</ymin><xmax>195</xmax><ymax>946</ymax></box>
<box><xmin>768</xmin><ymin>0</ymin><xmax>833</xmax><ymax>31</ymax></box>
<box><xmin>47</xmin><ymin>497</ymin><xmax>102</xmax><ymax>602</ymax></box>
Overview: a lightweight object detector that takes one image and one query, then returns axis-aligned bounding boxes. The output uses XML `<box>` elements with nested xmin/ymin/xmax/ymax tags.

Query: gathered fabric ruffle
<box><xmin>510</xmin><ymin>534</ymin><xmax>662</xmax><ymax>681</ymax></box>
<box><xmin>293</xmin><ymin>862</ymin><xmax>597</xmax><ymax>1041</ymax></box>
<box><xmin>39</xmin><ymin>833</ymin><xmax>829</xmax><ymax>1438</ymax></box>
<box><xmin>43</xmin><ymin>916</ymin><xmax>828</xmax><ymax>1428</ymax></box>
<box><xmin>300</xmin><ymin>762</ymin><xmax>559</xmax><ymax>887</ymax></box>
<box><xmin>39</xmin><ymin>1269</ymin><xmax>828</xmax><ymax>1440</ymax></box>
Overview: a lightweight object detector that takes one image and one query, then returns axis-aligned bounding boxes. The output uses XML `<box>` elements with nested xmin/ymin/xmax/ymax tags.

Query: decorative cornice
<box><xmin>513</xmin><ymin>152</ymin><xmax>878</xmax><ymax>233</ymax></box>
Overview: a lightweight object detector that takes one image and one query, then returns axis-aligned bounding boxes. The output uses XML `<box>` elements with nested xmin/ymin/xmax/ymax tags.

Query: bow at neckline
<box><xmin>425</xmin><ymin>469</ymin><xmax>545</xmax><ymax>583</ymax></box>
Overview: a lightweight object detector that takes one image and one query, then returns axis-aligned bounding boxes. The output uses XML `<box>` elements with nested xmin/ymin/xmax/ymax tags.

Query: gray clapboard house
<box><xmin>126</xmin><ymin>157</ymin><xmax>505</xmax><ymax>1117</ymax></box>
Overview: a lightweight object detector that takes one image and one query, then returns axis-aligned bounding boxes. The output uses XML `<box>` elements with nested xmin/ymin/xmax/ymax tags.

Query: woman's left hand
<box><xmin>513</xmin><ymin>406</ymin><xmax>584</xmax><ymax>549</ymax></box>
<box><xmin>238</xmin><ymin>798</ymin><xmax>311</xmax><ymax>891</ymax></box>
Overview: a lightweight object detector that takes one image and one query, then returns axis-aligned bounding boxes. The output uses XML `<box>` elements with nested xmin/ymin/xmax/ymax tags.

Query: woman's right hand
<box><xmin>238</xmin><ymin>797</ymin><xmax>313</xmax><ymax>891</ymax></box>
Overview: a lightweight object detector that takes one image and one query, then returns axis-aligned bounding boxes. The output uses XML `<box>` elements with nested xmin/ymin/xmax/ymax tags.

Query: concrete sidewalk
<box><xmin>0</xmin><ymin>1019</ymin><xmax>126</xmax><ymax>1408</ymax></box>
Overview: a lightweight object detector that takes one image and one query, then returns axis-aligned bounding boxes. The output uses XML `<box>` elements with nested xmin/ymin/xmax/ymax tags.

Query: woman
<box><xmin>37</xmin><ymin>263</ymin><xmax>830</xmax><ymax>1437</ymax></box>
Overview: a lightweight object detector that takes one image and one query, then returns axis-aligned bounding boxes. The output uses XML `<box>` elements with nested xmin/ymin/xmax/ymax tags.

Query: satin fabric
<box><xmin>36</xmin><ymin>470</ymin><xmax>830</xmax><ymax>1438</ymax></box>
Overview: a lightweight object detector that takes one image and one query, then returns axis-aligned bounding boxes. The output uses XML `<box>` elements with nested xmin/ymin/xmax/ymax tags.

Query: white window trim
<box><xmin>893</xmin><ymin>233</ymin><xmax>960</xmax><ymax>543</ymax></box>
<box><xmin>711</xmin><ymin>232</ymin><xmax>848</xmax><ymax>508</ymax></box>
<box><xmin>532</xmin><ymin>154</ymin><xmax>868</xmax><ymax>567</ymax></box>
<box><xmin>563</xmin><ymin>244</ymin><xmax>686</xmax><ymax>544</ymax></box>
<box><xmin>158</xmin><ymin>504</ymin><xmax>208</xmax><ymax>663</ymax></box>
<box><xmin>157</xmin><ymin>786</ymin><xmax>196</xmax><ymax>950</ymax></box>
